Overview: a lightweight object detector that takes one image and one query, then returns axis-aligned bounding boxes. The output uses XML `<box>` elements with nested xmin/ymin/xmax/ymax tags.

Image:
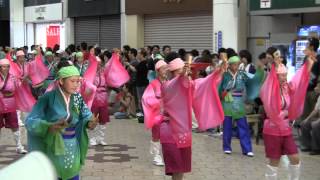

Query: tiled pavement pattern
<box><xmin>1</xmin><ymin>117</ymin><xmax>320</xmax><ymax>180</ymax></box>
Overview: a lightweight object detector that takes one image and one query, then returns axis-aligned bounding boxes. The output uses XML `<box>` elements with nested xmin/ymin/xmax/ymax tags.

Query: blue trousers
<box><xmin>223</xmin><ymin>116</ymin><xmax>252</xmax><ymax>153</ymax></box>
<box><xmin>58</xmin><ymin>175</ymin><xmax>79</xmax><ymax>180</ymax></box>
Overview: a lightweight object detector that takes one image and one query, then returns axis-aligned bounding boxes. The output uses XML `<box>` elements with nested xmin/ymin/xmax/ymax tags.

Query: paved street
<box><xmin>1</xmin><ymin>117</ymin><xmax>320</xmax><ymax>180</ymax></box>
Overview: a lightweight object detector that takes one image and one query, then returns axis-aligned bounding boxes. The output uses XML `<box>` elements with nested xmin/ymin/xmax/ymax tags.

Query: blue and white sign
<box><xmin>217</xmin><ymin>31</ymin><xmax>223</xmax><ymax>49</ymax></box>
<box><xmin>297</xmin><ymin>25</ymin><xmax>320</xmax><ymax>37</ymax></box>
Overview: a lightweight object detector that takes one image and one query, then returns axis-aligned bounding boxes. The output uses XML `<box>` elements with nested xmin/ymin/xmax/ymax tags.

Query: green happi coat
<box><xmin>26</xmin><ymin>88</ymin><xmax>92</xmax><ymax>180</ymax></box>
<box><xmin>219</xmin><ymin>69</ymin><xmax>265</xmax><ymax>120</ymax></box>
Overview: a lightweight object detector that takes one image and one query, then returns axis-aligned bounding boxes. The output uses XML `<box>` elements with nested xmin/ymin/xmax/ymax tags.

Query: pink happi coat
<box><xmin>6</xmin><ymin>54</ymin><xmax>21</xmax><ymax>78</ymax></box>
<box><xmin>162</xmin><ymin>75</ymin><xmax>193</xmax><ymax>148</ymax></box>
<box><xmin>28</xmin><ymin>54</ymin><xmax>50</xmax><ymax>86</ymax></box>
<box><xmin>11</xmin><ymin>61</ymin><xmax>36</xmax><ymax>112</ymax></box>
<box><xmin>260</xmin><ymin>63</ymin><xmax>310</xmax><ymax>136</ymax></box>
<box><xmin>104</xmin><ymin>53</ymin><xmax>130</xmax><ymax>88</ymax></box>
<box><xmin>0</xmin><ymin>74</ymin><xmax>18</xmax><ymax>113</ymax></box>
<box><xmin>92</xmin><ymin>69</ymin><xmax>108</xmax><ymax>107</ymax></box>
<box><xmin>150</xmin><ymin>70</ymin><xmax>224</xmax><ymax>148</ymax></box>
<box><xmin>193</xmin><ymin>69</ymin><xmax>224</xmax><ymax>131</ymax></box>
<box><xmin>142</xmin><ymin>79</ymin><xmax>163</xmax><ymax>129</ymax></box>
<box><xmin>0</xmin><ymin>73</ymin><xmax>35</xmax><ymax>113</ymax></box>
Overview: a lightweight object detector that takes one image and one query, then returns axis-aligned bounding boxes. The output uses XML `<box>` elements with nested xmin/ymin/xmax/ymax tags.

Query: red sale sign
<box><xmin>46</xmin><ymin>25</ymin><xmax>60</xmax><ymax>49</ymax></box>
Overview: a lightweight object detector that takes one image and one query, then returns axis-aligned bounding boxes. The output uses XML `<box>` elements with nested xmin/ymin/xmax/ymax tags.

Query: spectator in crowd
<box><xmin>165</xmin><ymin>52</ymin><xmax>179</xmax><ymax>63</ymax></box>
<box><xmin>239</xmin><ymin>50</ymin><xmax>256</xmax><ymax>74</ymax></box>
<box><xmin>162</xmin><ymin>45</ymin><xmax>171</xmax><ymax>59</ymax></box>
<box><xmin>298</xmin><ymin>37</ymin><xmax>320</xmax><ymax>126</ymax></box>
<box><xmin>145</xmin><ymin>46</ymin><xmax>155</xmax><ymax>82</ymax></box>
<box><xmin>122</xmin><ymin>45</ymin><xmax>131</xmax><ymax>55</ymax></box>
<box><xmin>135</xmin><ymin>48</ymin><xmax>149</xmax><ymax>113</ymax></box>
<box><xmin>103</xmin><ymin>50</ymin><xmax>112</xmax><ymax>64</ymax></box>
<box><xmin>193</xmin><ymin>49</ymin><xmax>210</xmax><ymax>63</ymax></box>
<box><xmin>22</xmin><ymin>46</ymin><xmax>28</xmax><ymax>58</ymax></box>
<box><xmin>226</xmin><ymin>48</ymin><xmax>237</xmax><ymax>59</ymax></box>
<box><xmin>152</xmin><ymin>45</ymin><xmax>160</xmax><ymax>59</ymax></box>
<box><xmin>191</xmin><ymin>49</ymin><xmax>199</xmax><ymax>61</ymax></box>
<box><xmin>145</xmin><ymin>46</ymin><xmax>153</xmax><ymax>60</ymax></box>
<box><xmin>114</xmin><ymin>85</ymin><xmax>135</xmax><ymax>119</ymax></box>
<box><xmin>178</xmin><ymin>48</ymin><xmax>187</xmax><ymax>61</ymax></box>
<box><xmin>217</xmin><ymin>48</ymin><xmax>227</xmax><ymax>65</ymax></box>
<box><xmin>30</xmin><ymin>45</ymin><xmax>36</xmax><ymax>51</ymax></box>
<box><xmin>125</xmin><ymin>48</ymin><xmax>139</xmax><ymax>110</ymax></box>
<box><xmin>53</xmin><ymin>44</ymin><xmax>60</xmax><ymax>54</ymax></box>
<box><xmin>258</xmin><ymin>52</ymin><xmax>268</xmax><ymax>72</ymax></box>
<box><xmin>80</xmin><ymin>42</ymin><xmax>89</xmax><ymax>61</ymax></box>
<box><xmin>300</xmin><ymin>81</ymin><xmax>320</xmax><ymax>155</ymax></box>
<box><xmin>205</xmin><ymin>53</ymin><xmax>219</xmax><ymax>74</ymax></box>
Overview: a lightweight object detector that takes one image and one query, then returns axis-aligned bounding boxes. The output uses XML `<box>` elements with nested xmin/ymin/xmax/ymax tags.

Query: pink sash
<box><xmin>83</xmin><ymin>55</ymin><xmax>99</xmax><ymax>84</ymax></box>
<box><xmin>104</xmin><ymin>53</ymin><xmax>130</xmax><ymax>88</ymax></box>
<box><xmin>193</xmin><ymin>69</ymin><xmax>224</xmax><ymax>131</ymax></box>
<box><xmin>14</xmin><ymin>83</ymin><xmax>36</xmax><ymax>112</ymax></box>
<box><xmin>142</xmin><ymin>79</ymin><xmax>162</xmax><ymax>129</ymax></box>
<box><xmin>28</xmin><ymin>55</ymin><xmax>50</xmax><ymax>86</ymax></box>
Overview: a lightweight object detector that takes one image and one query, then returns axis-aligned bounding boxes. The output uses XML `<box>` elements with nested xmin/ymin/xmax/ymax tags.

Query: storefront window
<box><xmin>27</xmin><ymin>23</ymin><xmax>65</xmax><ymax>51</ymax></box>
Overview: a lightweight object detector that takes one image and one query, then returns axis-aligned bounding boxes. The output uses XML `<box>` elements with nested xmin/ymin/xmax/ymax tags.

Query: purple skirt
<box><xmin>161</xmin><ymin>143</ymin><xmax>191</xmax><ymax>175</ymax></box>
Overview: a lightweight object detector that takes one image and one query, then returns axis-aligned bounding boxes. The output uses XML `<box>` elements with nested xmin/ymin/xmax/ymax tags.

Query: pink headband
<box><xmin>0</xmin><ymin>59</ymin><xmax>10</xmax><ymax>66</ymax></box>
<box><xmin>155</xmin><ymin>60</ymin><xmax>167</xmax><ymax>71</ymax></box>
<box><xmin>276</xmin><ymin>64</ymin><xmax>287</xmax><ymax>74</ymax></box>
<box><xmin>169</xmin><ymin>58</ymin><xmax>185</xmax><ymax>71</ymax></box>
<box><xmin>16</xmin><ymin>50</ymin><xmax>25</xmax><ymax>57</ymax></box>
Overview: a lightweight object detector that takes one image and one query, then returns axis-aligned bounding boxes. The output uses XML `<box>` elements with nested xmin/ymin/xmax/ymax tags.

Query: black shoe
<box><xmin>309</xmin><ymin>150</ymin><xmax>320</xmax><ymax>155</ymax></box>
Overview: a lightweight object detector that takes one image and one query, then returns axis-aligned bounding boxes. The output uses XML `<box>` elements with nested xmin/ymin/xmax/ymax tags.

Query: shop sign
<box><xmin>217</xmin><ymin>31</ymin><xmax>223</xmax><ymax>49</ymax></box>
<box><xmin>260</xmin><ymin>0</ymin><xmax>271</xmax><ymax>8</ymax></box>
<box><xmin>25</xmin><ymin>3</ymin><xmax>62</xmax><ymax>22</ymax></box>
<box><xmin>46</xmin><ymin>26</ymin><xmax>60</xmax><ymax>49</ymax></box>
<box><xmin>214</xmin><ymin>31</ymin><xmax>223</xmax><ymax>52</ymax></box>
<box><xmin>256</xmin><ymin>39</ymin><xmax>265</xmax><ymax>46</ymax></box>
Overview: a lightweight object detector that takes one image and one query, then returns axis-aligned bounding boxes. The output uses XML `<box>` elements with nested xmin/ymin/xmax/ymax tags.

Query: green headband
<box><xmin>57</xmin><ymin>66</ymin><xmax>80</xmax><ymax>79</ymax></box>
<box><xmin>32</xmin><ymin>50</ymin><xmax>38</xmax><ymax>55</ymax></box>
<box><xmin>45</xmin><ymin>51</ymin><xmax>53</xmax><ymax>56</ymax></box>
<box><xmin>228</xmin><ymin>56</ymin><xmax>240</xmax><ymax>64</ymax></box>
<box><xmin>76</xmin><ymin>52</ymin><xmax>83</xmax><ymax>58</ymax></box>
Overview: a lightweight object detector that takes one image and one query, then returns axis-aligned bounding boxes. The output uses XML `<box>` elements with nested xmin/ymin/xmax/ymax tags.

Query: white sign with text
<box><xmin>25</xmin><ymin>3</ymin><xmax>62</xmax><ymax>23</ymax></box>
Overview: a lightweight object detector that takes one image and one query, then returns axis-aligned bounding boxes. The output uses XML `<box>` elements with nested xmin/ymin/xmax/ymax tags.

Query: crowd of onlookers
<box><xmin>1</xmin><ymin>39</ymin><xmax>319</xmax><ymax>155</ymax></box>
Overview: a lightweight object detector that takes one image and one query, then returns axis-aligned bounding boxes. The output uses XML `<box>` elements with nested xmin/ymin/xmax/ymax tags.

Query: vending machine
<box><xmin>294</xmin><ymin>25</ymin><xmax>320</xmax><ymax>70</ymax></box>
<box><xmin>295</xmin><ymin>39</ymin><xmax>308</xmax><ymax>70</ymax></box>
